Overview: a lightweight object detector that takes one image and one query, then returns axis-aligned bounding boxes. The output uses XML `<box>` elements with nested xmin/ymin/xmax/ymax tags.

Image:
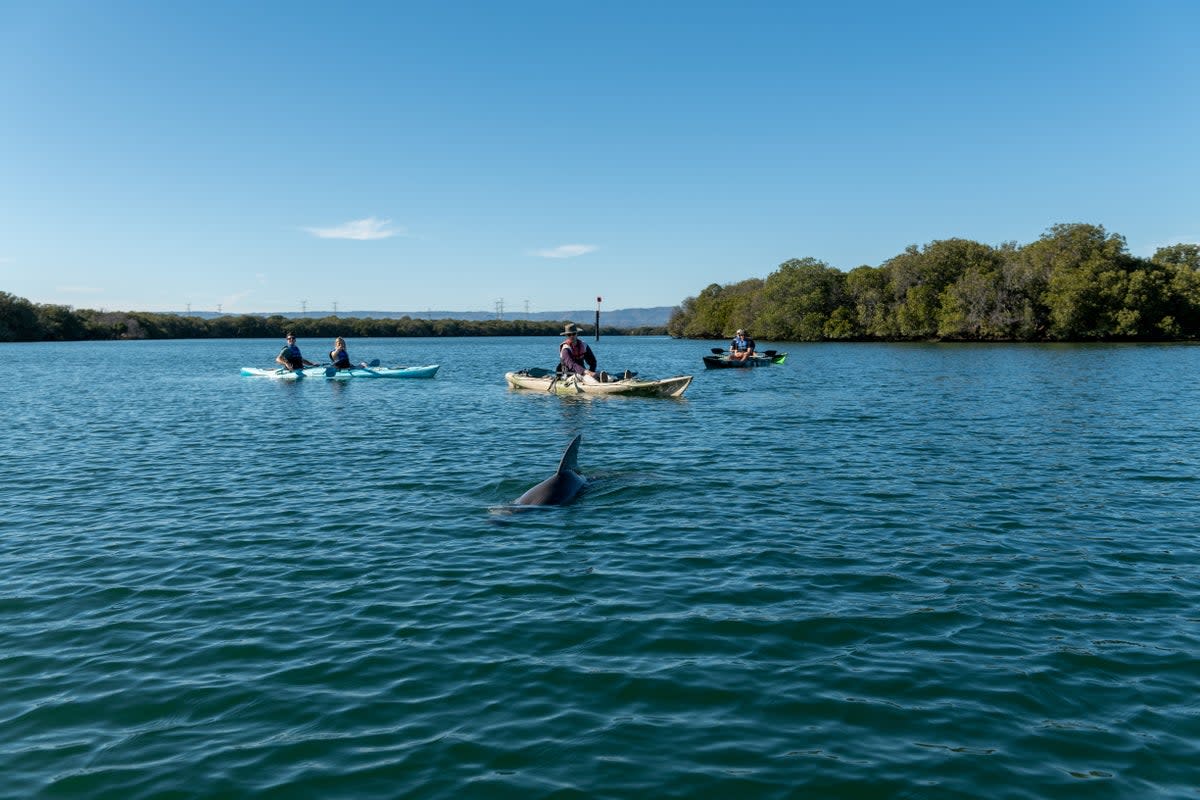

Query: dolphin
<box><xmin>513</xmin><ymin>434</ymin><xmax>586</xmax><ymax>506</ymax></box>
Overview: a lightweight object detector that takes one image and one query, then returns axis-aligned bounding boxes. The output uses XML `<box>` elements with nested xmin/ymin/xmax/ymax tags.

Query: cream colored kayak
<box><xmin>505</xmin><ymin>369</ymin><xmax>692</xmax><ymax>398</ymax></box>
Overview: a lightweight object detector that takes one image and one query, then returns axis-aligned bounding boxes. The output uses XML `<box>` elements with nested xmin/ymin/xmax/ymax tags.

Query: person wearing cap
<box><xmin>558</xmin><ymin>323</ymin><xmax>599</xmax><ymax>380</ymax></box>
<box><xmin>275</xmin><ymin>332</ymin><xmax>318</xmax><ymax>371</ymax></box>
<box><xmin>729</xmin><ymin>329</ymin><xmax>756</xmax><ymax>362</ymax></box>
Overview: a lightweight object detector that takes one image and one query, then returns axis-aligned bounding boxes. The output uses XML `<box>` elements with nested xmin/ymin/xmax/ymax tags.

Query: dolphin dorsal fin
<box><xmin>557</xmin><ymin>434</ymin><xmax>582</xmax><ymax>474</ymax></box>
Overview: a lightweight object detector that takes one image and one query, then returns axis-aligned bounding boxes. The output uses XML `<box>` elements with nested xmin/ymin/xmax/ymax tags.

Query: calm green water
<box><xmin>2</xmin><ymin>337</ymin><xmax>1197</xmax><ymax>799</ymax></box>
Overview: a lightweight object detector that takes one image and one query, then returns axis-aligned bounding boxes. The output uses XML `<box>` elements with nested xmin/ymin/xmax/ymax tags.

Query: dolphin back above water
<box><xmin>514</xmin><ymin>434</ymin><xmax>586</xmax><ymax>506</ymax></box>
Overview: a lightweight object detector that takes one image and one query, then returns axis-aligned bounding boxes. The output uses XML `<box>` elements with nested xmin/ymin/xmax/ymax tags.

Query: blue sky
<box><xmin>1</xmin><ymin>0</ymin><xmax>1197</xmax><ymax>314</ymax></box>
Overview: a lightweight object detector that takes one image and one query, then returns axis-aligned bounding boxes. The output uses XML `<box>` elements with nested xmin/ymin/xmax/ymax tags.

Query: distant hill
<box><xmin>176</xmin><ymin>306</ymin><xmax>675</xmax><ymax>328</ymax></box>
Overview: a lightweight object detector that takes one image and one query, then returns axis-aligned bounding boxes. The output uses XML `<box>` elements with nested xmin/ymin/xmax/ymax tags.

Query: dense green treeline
<box><xmin>0</xmin><ymin>297</ymin><xmax>660</xmax><ymax>342</ymax></box>
<box><xmin>668</xmin><ymin>224</ymin><xmax>1200</xmax><ymax>341</ymax></box>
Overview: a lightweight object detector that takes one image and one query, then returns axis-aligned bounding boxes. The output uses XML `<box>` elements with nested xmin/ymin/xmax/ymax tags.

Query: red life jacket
<box><xmin>561</xmin><ymin>338</ymin><xmax>587</xmax><ymax>360</ymax></box>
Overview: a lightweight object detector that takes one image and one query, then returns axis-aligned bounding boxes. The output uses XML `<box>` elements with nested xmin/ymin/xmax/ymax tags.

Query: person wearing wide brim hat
<box><xmin>559</xmin><ymin>322</ymin><xmax>598</xmax><ymax>379</ymax></box>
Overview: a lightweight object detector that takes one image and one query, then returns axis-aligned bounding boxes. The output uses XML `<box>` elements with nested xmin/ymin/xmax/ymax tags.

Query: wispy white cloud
<box><xmin>531</xmin><ymin>244</ymin><xmax>598</xmax><ymax>259</ymax></box>
<box><xmin>304</xmin><ymin>216</ymin><xmax>404</xmax><ymax>240</ymax></box>
<box><xmin>220</xmin><ymin>275</ymin><xmax>268</xmax><ymax>310</ymax></box>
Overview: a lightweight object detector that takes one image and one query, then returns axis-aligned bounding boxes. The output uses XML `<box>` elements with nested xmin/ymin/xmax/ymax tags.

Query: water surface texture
<box><xmin>2</xmin><ymin>337</ymin><xmax>1197</xmax><ymax>798</ymax></box>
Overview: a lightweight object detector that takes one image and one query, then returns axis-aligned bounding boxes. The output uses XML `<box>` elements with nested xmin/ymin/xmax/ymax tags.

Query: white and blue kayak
<box><xmin>240</xmin><ymin>364</ymin><xmax>439</xmax><ymax>380</ymax></box>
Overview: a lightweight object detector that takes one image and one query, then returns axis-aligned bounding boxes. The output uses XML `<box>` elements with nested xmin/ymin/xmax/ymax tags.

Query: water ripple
<box><xmin>1</xmin><ymin>339</ymin><xmax>1198</xmax><ymax>797</ymax></box>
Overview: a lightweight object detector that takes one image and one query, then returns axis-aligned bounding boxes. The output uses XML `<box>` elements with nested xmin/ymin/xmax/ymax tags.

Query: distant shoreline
<box><xmin>0</xmin><ymin>291</ymin><xmax>670</xmax><ymax>342</ymax></box>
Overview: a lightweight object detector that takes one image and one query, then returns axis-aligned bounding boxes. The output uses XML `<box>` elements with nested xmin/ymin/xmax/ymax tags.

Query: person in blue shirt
<box><xmin>275</xmin><ymin>333</ymin><xmax>318</xmax><ymax>371</ymax></box>
<box><xmin>730</xmin><ymin>329</ymin><xmax>756</xmax><ymax>362</ymax></box>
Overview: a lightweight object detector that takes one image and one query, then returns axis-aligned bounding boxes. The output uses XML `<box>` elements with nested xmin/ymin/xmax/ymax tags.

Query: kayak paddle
<box><xmin>324</xmin><ymin>358</ymin><xmax>382</xmax><ymax>376</ymax></box>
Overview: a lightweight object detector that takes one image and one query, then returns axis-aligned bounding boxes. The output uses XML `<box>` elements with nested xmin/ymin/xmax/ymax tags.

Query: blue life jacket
<box><xmin>731</xmin><ymin>335</ymin><xmax>754</xmax><ymax>353</ymax></box>
<box><xmin>280</xmin><ymin>343</ymin><xmax>304</xmax><ymax>368</ymax></box>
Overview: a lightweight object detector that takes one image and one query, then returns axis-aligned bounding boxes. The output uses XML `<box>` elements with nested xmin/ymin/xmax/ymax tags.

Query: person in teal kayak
<box><xmin>275</xmin><ymin>333</ymin><xmax>318</xmax><ymax>371</ymax></box>
<box><xmin>329</xmin><ymin>337</ymin><xmax>355</xmax><ymax>369</ymax></box>
<box><xmin>558</xmin><ymin>323</ymin><xmax>599</xmax><ymax>380</ymax></box>
<box><xmin>730</xmin><ymin>329</ymin><xmax>756</xmax><ymax>362</ymax></box>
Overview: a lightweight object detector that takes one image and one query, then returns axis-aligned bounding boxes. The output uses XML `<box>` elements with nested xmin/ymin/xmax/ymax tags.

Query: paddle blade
<box><xmin>710</xmin><ymin>348</ymin><xmax>725</xmax><ymax>354</ymax></box>
<box><xmin>325</xmin><ymin>366</ymin><xmax>337</xmax><ymax>377</ymax></box>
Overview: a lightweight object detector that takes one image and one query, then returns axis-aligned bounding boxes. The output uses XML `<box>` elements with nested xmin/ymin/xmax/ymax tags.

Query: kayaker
<box><xmin>329</xmin><ymin>337</ymin><xmax>356</xmax><ymax>369</ymax></box>
<box><xmin>275</xmin><ymin>333</ymin><xmax>318</xmax><ymax>371</ymax></box>
<box><xmin>558</xmin><ymin>323</ymin><xmax>599</xmax><ymax>381</ymax></box>
<box><xmin>730</xmin><ymin>329</ymin><xmax>756</xmax><ymax>362</ymax></box>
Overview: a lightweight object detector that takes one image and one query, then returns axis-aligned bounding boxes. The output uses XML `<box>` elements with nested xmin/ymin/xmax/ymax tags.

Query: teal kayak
<box><xmin>240</xmin><ymin>364</ymin><xmax>440</xmax><ymax>379</ymax></box>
